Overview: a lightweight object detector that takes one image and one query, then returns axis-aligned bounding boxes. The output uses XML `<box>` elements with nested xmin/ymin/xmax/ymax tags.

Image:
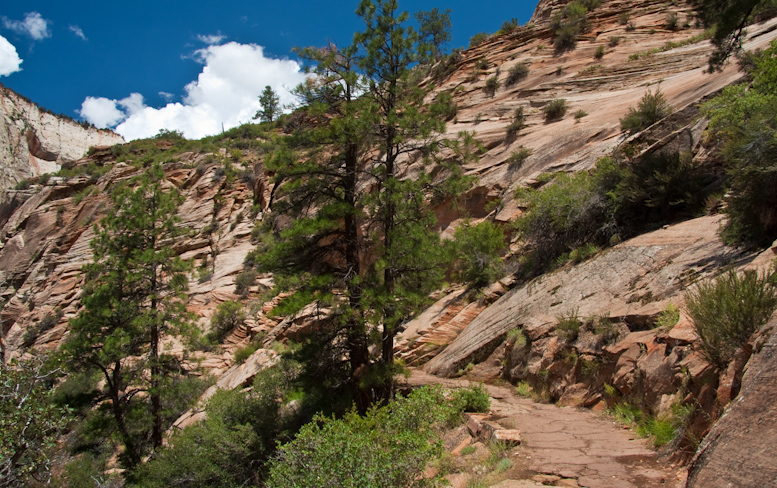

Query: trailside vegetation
<box><xmin>0</xmin><ymin>356</ymin><xmax>70</xmax><ymax>488</ymax></box>
<box><xmin>702</xmin><ymin>40</ymin><xmax>777</xmax><ymax>245</ymax></box>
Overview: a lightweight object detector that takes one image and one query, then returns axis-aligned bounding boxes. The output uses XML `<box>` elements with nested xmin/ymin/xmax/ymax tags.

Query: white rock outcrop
<box><xmin>0</xmin><ymin>84</ymin><xmax>124</xmax><ymax>189</ymax></box>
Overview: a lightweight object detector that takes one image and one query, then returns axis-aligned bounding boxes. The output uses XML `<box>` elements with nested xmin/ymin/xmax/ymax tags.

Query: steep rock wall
<box><xmin>0</xmin><ymin>84</ymin><xmax>124</xmax><ymax>190</ymax></box>
<box><xmin>685</xmin><ymin>317</ymin><xmax>777</xmax><ymax>487</ymax></box>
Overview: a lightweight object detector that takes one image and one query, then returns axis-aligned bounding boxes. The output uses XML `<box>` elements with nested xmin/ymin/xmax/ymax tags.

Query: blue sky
<box><xmin>0</xmin><ymin>1</ymin><xmax>538</xmax><ymax>140</ymax></box>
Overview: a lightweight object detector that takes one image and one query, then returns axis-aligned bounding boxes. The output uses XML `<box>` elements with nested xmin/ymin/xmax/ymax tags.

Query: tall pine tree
<box><xmin>64</xmin><ymin>163</ymin><xmax>194</xmax><ymax>466</ymax></box>
<box><xmin>254</xmin><ymin>0</ymin><xmax>467</xmax><ymax>407</ymax></box>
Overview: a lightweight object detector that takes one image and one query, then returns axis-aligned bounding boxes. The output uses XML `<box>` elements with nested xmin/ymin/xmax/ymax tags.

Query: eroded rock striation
<box><xmin>2</xmin><ymin>0</ymin><xmax>777</xmax><ymax>483</ymax></box>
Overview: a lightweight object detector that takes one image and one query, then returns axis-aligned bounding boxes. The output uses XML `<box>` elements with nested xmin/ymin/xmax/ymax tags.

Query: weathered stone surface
<box><xmin>0</xmin><ymin>85</ymin><xmax>124</xmax><ymax>190</ymax></box>
<box><xmin>686</xmin><ymin>319</ymin><xmax>777</xmax><ymax>487</ymax></box>
<box><xmin>425</xmin><ymin>216</ymin><xmax>737</xmax><ymax>378</ymax></box>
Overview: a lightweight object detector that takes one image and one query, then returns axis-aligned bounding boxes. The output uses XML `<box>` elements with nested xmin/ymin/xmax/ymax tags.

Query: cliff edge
<box><xmin>0</xmin><ymin>84</ymin><xmax>124</xmax><ymax>190</ymax></box>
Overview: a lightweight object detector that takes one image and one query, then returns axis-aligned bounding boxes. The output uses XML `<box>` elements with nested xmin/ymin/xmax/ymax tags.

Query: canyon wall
<box><xmin>0</xmin><ymin>84</ymin><xmax>124</xmax><ymax>190</ymax></box>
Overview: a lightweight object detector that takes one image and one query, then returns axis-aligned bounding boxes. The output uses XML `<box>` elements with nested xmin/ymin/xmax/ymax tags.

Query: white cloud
<box><xmin>159</xmin><ymin>91</ymin><xmax>175</xmax><ymax>102</ymax></box>
<box><xmin>197</xmin><ymin>32</ymin><xmax>225</xmax><ymax>45</ymax></box>
<box><xmin>78</xmin><ymin>96</ymin><xmax>126</xmax><ymax>128</ymax></box>
<box><xmin>2</xmin><ymin>12</ymin><xmax>51</xmax><ymax>41</ymax></box>
<box><xmin>69</xmin><ymin>24</ymin><xmax>87</xmax><ymax>41</ymax></box>
<box><xmin>0</xmin><ymin>35</ymin><xmax>22</xmax><ymax>77</ymax></box>
<box><xmin>80</xmin><ymin>42</ymin><xmax>307</xmax><ymax>141</ymax></box>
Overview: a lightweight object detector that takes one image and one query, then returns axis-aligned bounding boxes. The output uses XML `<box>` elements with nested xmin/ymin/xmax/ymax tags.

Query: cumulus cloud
<box><xmin>79</xmin><ymin>96</ymin><xmax>126</xmax><ymax>127</ymax></box>
<box><xmin>159</xmin><ymin>91</ymin><xmax>175</xmax><ymax>102</ymax></box>
<box><xmin>197</xmin><ymin>32</ymin><xmax>225</xmax><ymax>45</ymax></box>
<box><xmin>69</xmin><ymin>24</ymin><xmax>87</xmax><ymax>41</ymax></box>
<box><xmin>2</xmin><ymin>12</ymin><xmax>51</xmax><ymax>41</ymax></box>
<box><xmin>0</xmin><ymin>35</ymin><xmax>22</xmax><ymax>77</ymax></box>
<box><xmin>80</xmin><ymin>42</ymin><xmax>307</xmax><ymax>141</ymax></box>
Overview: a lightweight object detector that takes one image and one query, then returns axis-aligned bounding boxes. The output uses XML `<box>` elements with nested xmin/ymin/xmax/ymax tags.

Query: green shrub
<box><xmin>431</xmin><ymin>50</ymin><xmax>463</xmax><ymax>81</ymax></box>
<box><xmin>460</xmin><ymin>445</ymin><xmax>477</xmax><ymax>455</ymax></box>
<box><xmin>266</xmin><ymin>386</ymin><xmax>456</xmax><ymax>488</ymax></box>
<box><xmin>507</xmin><ymin>328</ymin><xmax>527</xmax><ymax>346</ymax></box>
<box><xmin>515</xmin><ymin>381</ymin><xmax>533</xmax><ymax>397</ymax></box>
<box><xmin>474</xmin><ymin>56</ymin><xmax>489</xmax><ymax>70</ymax></box>
<box><xmin>507</xmin><ymin>146</ymin><xmax>533</xmax><ymax>167</ymax></box>
<box><xmin>235</xmin><ymin>269</ymin><xmax>258</xmax><ymax>297</ymax></box>
<box><xmin>506</xmin><ymin>106</ymin><xmax>527</xmax><ymax>139</ymax></box>
<box><xmin>654</xmin><ymin>303</ymin><xmax>680</xmax><ymax>330</ymax></box>
<box><xmin>609</xmin><ymin>36</ymin><xmax>622</xmax><ymax>47</ymax></box>
<box><xmin>499</xmin><ymin>18</ymin><xmax>520</xmax><ymax>34</ymax></box>
<box><xmin>574</xmin><ymin>109</ymin><xmax>588</xmax><ymax>121</ymax></box>
<box><xmin>618</xmin><ymin>12</ymin><xmax>631</xmax><ymax>25</ymax></box>
<box><xmin>569</xmin><ymin>242</ymin><xmax>599</xmax><ymax>262</ymax></box>
<box><xmin>620</xmin><ymin>88</ymin><xmax>672</xmax><ymax>134</ymax></box>
<box><xmin>134</xmin><ymin>367</ymin><xmax>292</xmax><ymax>488</ymax></box>
<box><xmin>72</xmin><ymin>187</ymin><xmax>94</xmax><ymax>205</ymax></box>
<box><xmin>550</xmin><ymin>0</ymin><xmax>596</xmax><ymax>52</ymax></box>
<box><xmin>556</xmin><ymin>309</ymin><xmax>583</xmax><ymax>341</ymax></box>
<box><xmin>452</xmin><ymin>220</ymin><xmax>505</xmax><ymax>288</ymax></box>
<box><xmin>553</xmin><ymin>23</ymin><xmax>581</xmax><ymax>52</ymax></box>
<box><xmin>14</xmin><ymin>179</ymin><xmax>31</xmax><ymax>190</ymax></box>
<box><xmin>515</xmin><ymin>171</ymin><xmax>608</xmax><ymax>272</ymax></box>
<box><xmin>685</xmin><ymin>268</ymin><xmax>777</xmax><ymax>366</ymax></box>
<box><xmin>702</xmin><ymin>44</ymin><xmax>777</xmax><ymax>245</ymax></box>
<box><xmin>594</xmin><ymin>45</ymin><xmax>605</xmax><ymax>59</ymax></box>
<box><xmin>515</xmin><ymin>152</ymin><xmax>712</xmax><ymax>275</ymax></box>
<box><xmin>208</xmin><ymin>300</ymin><xmax>246</xmax><ymax>343</ymax></box>
<box><xmin>609</xmin><ymin>400</ymin><xmax>692</xmax><ymax>448</ymax></box>
<box><xmin>470</xmin><ymin>33</ymin><xmax>489</xmax><ymax>48</ymax></box>
<box><xmin>665</xmin><ymin>12</ymin><xmax>680</xmax><ymax>30</ymax></box>
<box><xmin>234</xmin><ymin>342</ymin><xmax>260</xmax><ymax>364</ymax></box>
<box><xmin>451</xmin><ymin>384</ymin><xmax>491</xmax><ymax>413</ymax></box>
<box><xmin>543</xmin><ymin>99</ymin><xmax>568</xmax><ymax>121</ymax></box>
<box><xmin>610</xmin><ymin>151</ymin><xmax>713</xmax><ymax>229</ymax></box>
<box><xmin>484</xmin><ymin>75</ymin><xmax>500</xmax><ymax>97</ymax></box>
<box><xmin>505</xmin><ymin>63</ymin><xmax>529</xmax><ymax>87</ymax></box>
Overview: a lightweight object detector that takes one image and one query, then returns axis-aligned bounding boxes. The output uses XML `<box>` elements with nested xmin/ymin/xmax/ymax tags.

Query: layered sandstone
<box><xmin>1</xmin><ymin>0</ymin><xmax>777</xmax><ymax>483</ymax></box>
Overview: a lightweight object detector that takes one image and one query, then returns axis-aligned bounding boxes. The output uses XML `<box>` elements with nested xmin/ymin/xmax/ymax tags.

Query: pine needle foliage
<box><xmin>63</xmin><ymin>163</ymin><xmax>196</xmax><ymax>466</ymax></box>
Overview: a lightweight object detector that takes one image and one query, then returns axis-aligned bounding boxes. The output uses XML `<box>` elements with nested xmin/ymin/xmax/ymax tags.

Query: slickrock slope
<box><xmin>685</xmin><ymin>316</ymin><xmax>777</xmax><ymax>487</ymax></box>
<box><xmin>0</xmin><ymin>84</ymin><xmax>124</xmax><ymax>190</ymax></box>
<box><xmin>424</xmin><ymin>215</ymin><xmax>740</xmax><ymax>378</ymax></box>
<box><xmin>422</xmin><ymin>3</ymin><xmax>777</xmax><ymax>233</ymax></box>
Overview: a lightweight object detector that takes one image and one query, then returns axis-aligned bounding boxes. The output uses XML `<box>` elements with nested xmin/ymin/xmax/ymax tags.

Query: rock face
<box><xmin>2</xmin><ymin>0</ymin><xmax>777</xmax><ymax>481</ymax></box>
<box><xmin>685</xmin><ymin>317</ymin><xmax>777</xmax><ymax>487</ymax></box>
<box><xmin>0</xmin><ymin>84</ymin><xmax>124</xmax><ymax>190</ymax></box>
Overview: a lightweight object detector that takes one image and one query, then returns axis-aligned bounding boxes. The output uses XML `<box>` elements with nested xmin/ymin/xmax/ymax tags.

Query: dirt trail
<box><xmin>404</xmin><ymin>369</ymin><xmax>687</xmax><ymax>488</ymax></box>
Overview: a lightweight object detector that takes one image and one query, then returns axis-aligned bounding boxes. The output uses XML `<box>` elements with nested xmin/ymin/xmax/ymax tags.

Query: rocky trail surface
<box><xmin>405</xmin><ymin>369</ymin><xmax>685</xmax><ymax>488</ymax></box>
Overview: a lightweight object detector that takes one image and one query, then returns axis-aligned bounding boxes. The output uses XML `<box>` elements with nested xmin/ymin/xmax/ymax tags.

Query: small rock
<box><xmin>493</xmin><ymin>429</ymin><xmax>522</xmax><ymax>447</ymax></box>
<box><xmin>532</xmin><ymin>474</ymin><xmax>561</xmax><ymax>484</ymax></box>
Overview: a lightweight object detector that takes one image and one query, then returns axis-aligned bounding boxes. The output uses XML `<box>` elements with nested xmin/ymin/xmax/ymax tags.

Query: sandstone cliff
<box><xmin>2</xmin><ymin>0</ymin><xmax>777</xmax><ymax>484</ymax></box>
<box><xmin>0</xmin><ymin>84</ymin><xmax>124</xmax><ymax>190</ymax></box>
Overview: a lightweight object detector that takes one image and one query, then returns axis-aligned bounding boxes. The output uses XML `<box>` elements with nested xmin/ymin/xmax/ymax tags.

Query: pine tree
<box><xmin>257</xmin><ymin>85</ymin><xmax>280</xmax><ymax>123</ymax></box>
<box><xmin>692</xmin><ymin>0</ymin><xmax>777</xmax><ymax>70</ymax></box>
<box><xmin>63</xmin><ymin>163</ymin><xmax>194</xmax><ymax>466</ymax></box>
<box><xmin>254</xmin><ymin>41</ymin><xmax>375</xmax><ymax>410</ymax></box>
<box><xmin>355</xmin><ymin>0</ymin><xmax>451</xmax><ymax>400</ymax></box>
<box><xmin>254</xmin><ymin>0</ymin><xmax>469</xmax><ymax>407</ymax></box>
<box><xmin>414</xmin><ymin>8</ymin><xmax>452</xmax><ymax>62</ymax></box>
